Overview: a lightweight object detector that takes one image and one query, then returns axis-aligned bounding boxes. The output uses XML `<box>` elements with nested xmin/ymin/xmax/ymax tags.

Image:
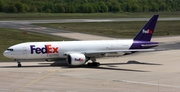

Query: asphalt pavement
<box><xmin>1</xmin><ymin>17</ymin><xmax>180</xmax><ymax>92</ymax></box>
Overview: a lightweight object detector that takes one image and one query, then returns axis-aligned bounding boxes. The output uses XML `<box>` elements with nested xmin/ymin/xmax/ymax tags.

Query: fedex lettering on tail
<box><xmin>142</xmin><ymin>29</ymin><xmax>152</xmax><ymax>34</ymax></box>
<box><xmin>30</xmin><ymin>45</ymin><xmax>58</xmax><ymax>54</ymax></box>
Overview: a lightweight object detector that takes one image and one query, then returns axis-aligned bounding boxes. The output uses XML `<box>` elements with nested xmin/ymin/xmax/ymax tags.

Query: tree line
<box><xmin>0</xmin><ymin>0</ymin><xmax>180</xmax><ymax>13</ymax></box>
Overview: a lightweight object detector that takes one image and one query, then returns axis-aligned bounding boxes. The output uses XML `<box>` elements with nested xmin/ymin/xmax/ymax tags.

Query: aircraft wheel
<box><xmin>87</xmin><ymin>62</ymin><xmax>92</xmax><ymax>66</ymax></box>
<box><xmin>18</xmin><ymin>64</ymin><xmax>22</xmax><ymax>67</ymax></box>
<box><xmin>96</xmin><ymin>62</ymin><xmax>100</xmax><ymax>66</ymax></box>
<box><xmin>87</xmin><ymin>62</ymin><xmax>100</xmax><ymax>67</ymax></box>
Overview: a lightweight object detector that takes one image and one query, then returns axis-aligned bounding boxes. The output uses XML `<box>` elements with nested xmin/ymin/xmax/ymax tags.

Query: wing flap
<box><xmin>141</xmin><ymin>44</ymin><xmax>158</xmax><ymax>47</ymax></box>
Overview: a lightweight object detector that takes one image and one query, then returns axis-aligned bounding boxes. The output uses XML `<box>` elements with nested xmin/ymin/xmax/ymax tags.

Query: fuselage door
<box><xmin>22</xmin><ymin>47</ymin><xmax>27</xmax><ymax>58</ymax></box>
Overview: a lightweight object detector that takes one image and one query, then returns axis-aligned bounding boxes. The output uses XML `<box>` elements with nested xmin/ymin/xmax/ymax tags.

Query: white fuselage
<box><xmin>4</xmin><ymin>40</ymin><xmax>133</xmax><ymax>60</ymax></box>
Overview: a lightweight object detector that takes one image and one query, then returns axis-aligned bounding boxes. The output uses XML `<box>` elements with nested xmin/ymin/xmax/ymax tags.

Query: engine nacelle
<box><xmin>67</xmin><ymin>53</ymin><xmax>86</xmax><ymax>66</ymax></box>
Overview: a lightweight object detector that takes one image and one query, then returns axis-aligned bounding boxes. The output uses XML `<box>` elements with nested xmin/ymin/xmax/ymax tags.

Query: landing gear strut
<box><xmin>17</xmin><ymin>62</ymin><xmax>22</xmax><ymax>67</ymax></box>
<box><xmin>15</xmin><ymin>59</ymin><xmax>22</xmax><ymax>67</ymax></box>
<box><xmin>87</xmin><ymin>58</ymin><xmax>100</xmax><ymax>67</ymax></box>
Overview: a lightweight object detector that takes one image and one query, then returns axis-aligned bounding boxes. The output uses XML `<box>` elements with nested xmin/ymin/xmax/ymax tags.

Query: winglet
<box><xmin>133</xmin><ymin>14</ymin><xmax>159</xmax><ymax>41</ymax></box>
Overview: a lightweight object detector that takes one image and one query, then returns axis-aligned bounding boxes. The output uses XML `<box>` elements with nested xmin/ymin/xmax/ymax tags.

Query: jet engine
<box><xmin>67</xmin><ymin>53</ymin><xmax>86</xmax><ymax>66</ymax></box>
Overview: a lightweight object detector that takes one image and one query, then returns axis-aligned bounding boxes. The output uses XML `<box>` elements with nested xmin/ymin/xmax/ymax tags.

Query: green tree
<box><xmin>65</xmin><ymin>4</ymin><xmax>76</xmax><ymax>13</ymax></box>
<box><xmin>92</xmin><ymin>3</ymin><xmax>100</xmax><ymax>12</ymax></box>
<box><xmin>43</xmin><ymin>4</ymin><xmax>53</xmax><ymax>13</ymax></box>
<box><xmin>36</xmin><ymin>5</ymin><xmax>43</xmax><ymax>12</ymax></box>
<box><xmin>15</xmin><ymin>2</ymin><xmax>25</xmax><ymax>13</ymax></box>
<box><xmin>3</xmin><ymin>5</ymin><xmax>18</xmax><ymax>13</ymax></box>
<box><xmin>23</xmin><ymin>4</ymin><xmax>29</xmax><ymax>13</ymax></box>
<box><xmin>0</xmin><ymin>0</ymin><xmax>5</xmax><ymax>12</ymax></box>
<box><xmin>45</xmin><ymin>9</ymin><xmax>51</xmax><ymax>13</ymax></box>
<box><xmin>99</xmin><ymin>2</ymin><xmax>108</xmax><ymax>12</ymax></box>
<box><xmin>112</xmin><ymin>4</ymin><xmax>121</xmax><ymax>13</ymax></box>
<box><xmin>87</xmin><ymin>4</ymin><xmax>95</xmax><ymax>13</ymax></box>
<box><xmin>160</xmin><ymin>2</ymin><xmax>167</xmax><ymax>11</ymax></box>
<box><xmin>149</xmin><ymin>2</ymin><xmax>159</xmax><ymax>12</ymax></box>
<box><xmin>142</xmin><ymin>4</ymin><xmax>149</xmax><ymax>12</ymax></box>
<box><xmin>139</xmin><ymin>0</ymin><xmax>149</xmax><ymax>12</ymax></box>
<box><xmin>106</xmin><ymin>2</ymin><xmax>112</xmax><ymax>12</ymax></box>
<box><xmin>29</xmin><ymin>5</ymin><xmax>37</xmax><ymax>12</ymax></box>
<box><xmin>108</xmin><ymin>1</ymin><xmax>121</xmax><ymax>13</ymax></box>
<box><xmin>121</xmin><ymin>2</ymin><xmax>132</xmax><ymax>12</ymax></box>
<box><xmin>69</xmin><ymin>5</ymin><xmax>76</xmax><ymax>13</ymax></box>
<box><xmin>1</xmin><ymin>0</ymin><xmax>180</xmax><ymax>13</ymax></box>
<box><xmin>55</xmin><ymin>4</ymin><xmax>65</xmax><ymax>13</ymax></box>
<box><xmin>131</xmin><ymin>4</ymin><xmax>141</xmax><ymax>12</ymax></box>
<box><xmin>81</xmin><ymin>4</ymin><xmax>88</xmax><ymax>13</ymax></box>
<box><xmin>81</xmin><ymin>4</ymin><xmax>95</xmax><ymax>13</ymax></box>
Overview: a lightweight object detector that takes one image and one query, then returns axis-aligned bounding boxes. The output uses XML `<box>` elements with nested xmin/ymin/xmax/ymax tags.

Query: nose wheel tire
<box><xmin>18</xmin><ymin>64</ymin><xmax>22</xmax><ymax>67</ymax></box>
<box><xmin>17</xmin><ymin>61</ymin><xmax>22</xmax><ymax>67</ymax></box>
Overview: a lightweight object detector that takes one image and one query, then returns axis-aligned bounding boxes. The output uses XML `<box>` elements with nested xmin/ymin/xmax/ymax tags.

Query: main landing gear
<box><xmin>87</xmin><ymin>58</ymin><xmax>100</xmax><ymax>67</ymax></box>
<box><xmin>15</xmin><ymin>59</ymin><xmax>22</xmax><ymax>67</ymax></box>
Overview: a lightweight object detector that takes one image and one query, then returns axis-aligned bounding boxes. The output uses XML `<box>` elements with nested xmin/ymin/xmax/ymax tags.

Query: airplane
<box><xmin>3</xmin><ymin>14</ymin><xmax>159</xmax><ymax>67</ymax></box>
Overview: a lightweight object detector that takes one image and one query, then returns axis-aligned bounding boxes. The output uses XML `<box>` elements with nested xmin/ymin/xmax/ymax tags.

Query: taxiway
<box><xmin>0</xmin><ymin>49</ymin><xmax>180</xmax><ymax>92</ymax></box>
<box><xmin>1</xmin><ymin>18</ymin><xmax>180</xmax><ymax>92</ymax></box>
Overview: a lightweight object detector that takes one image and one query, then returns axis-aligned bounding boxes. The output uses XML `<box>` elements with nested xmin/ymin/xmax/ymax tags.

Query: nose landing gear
<box><xmin>15</xmin><ymin>59</ymin><xmax>22</xmax><ymax>67</ymax></box>
<box><xmin>17</xmin><ymin>62</ymin><xmax>22</xmax><ymax>67</ymax></box>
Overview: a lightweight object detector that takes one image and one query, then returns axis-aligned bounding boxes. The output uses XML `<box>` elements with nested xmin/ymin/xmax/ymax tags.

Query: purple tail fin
<box><xmin>133</xmin><ymin>14</ymin><xmax>159</xmax><ymax>41</ymax></box>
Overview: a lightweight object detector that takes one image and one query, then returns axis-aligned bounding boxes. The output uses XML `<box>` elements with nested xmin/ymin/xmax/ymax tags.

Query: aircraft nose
<box><xmin>3</xmin><ymin>51</ymin><xmax>11</xmax><ymax>58</ymax></box>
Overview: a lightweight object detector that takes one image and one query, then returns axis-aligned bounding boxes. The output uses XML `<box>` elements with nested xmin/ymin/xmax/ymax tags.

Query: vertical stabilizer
<box><xmin>133</xmin><ymin>14</ymin><xmax>159</xmax><ymax>41</ymax></box>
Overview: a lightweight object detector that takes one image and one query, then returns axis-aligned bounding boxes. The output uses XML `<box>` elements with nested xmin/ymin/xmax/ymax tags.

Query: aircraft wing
<box><xmin>83</xmin><ymin>49</ymin><xmax>155</xmax><ymax>54</ymax></box>
<box><xmin>64</xmin><ymin>49</ymin><xmax>155</xmax><ymax>55</ymax></box>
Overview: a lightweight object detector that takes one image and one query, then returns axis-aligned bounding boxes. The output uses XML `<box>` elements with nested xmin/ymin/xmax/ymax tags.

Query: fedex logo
<box><xmin>142</xmin><ymin>29</ymin><xmax>152</xmax><ymax>34</ymax></box>
<box><xmin>30</xmin><ymin>45</ymin><xmax>58</xmax><ymax>54</ymax></box>
<box><xmin>75</xmin><ymin>58</ymin><xmax>84</xmax><ymax>61</ymax></box>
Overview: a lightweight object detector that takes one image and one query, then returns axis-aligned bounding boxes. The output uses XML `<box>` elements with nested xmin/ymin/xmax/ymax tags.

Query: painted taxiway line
<box><xmin>15</xmin><ymin>70</ymin><xmax>56</xmax><ymax>92</ymax></box>
<box><xmin>114</xmin><ymin>79</ymin><xmax>180</xmax><ymax>88</ymax></box>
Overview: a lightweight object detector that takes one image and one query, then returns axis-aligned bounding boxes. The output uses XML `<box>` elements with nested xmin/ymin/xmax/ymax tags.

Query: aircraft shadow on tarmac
<box><xmin>60</xmin><ymin>60</ymin><xmax>162</xmax><ymax>72</ymax></box>
<box><xmin>0</xmin><ymin>60</ymin><xmax>161</xmax><ymax>72</ymax></box>
<box><xmin>154</xmin><ymin>42</ymin><xmax>180</xmax><ymax>51</ymax></box>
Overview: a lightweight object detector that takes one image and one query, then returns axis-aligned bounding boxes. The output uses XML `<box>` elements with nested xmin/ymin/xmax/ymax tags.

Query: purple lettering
<box><xmin>36</xmin><ymin>48</ymin><xmax>41</xmax><ymax>54</ymax></box>
<box><xmin>41</xmin><ymin>46</ymin><xmax>47</xmax><ymax>54</ymax></box>
<box><xmin>30</xmin><ymin>45</ymin><xmax>36</xmax><ymax>54</ymax></box>
<box><xmin>30</xmin><ymin>45</ymin><xmax>58</xmax><ymax>54</ymax></box>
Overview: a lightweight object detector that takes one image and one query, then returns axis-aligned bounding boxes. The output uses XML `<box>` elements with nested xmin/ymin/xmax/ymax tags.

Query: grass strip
<box><xmin>34</xmin><ymin>21</ymin><xmax>180</xmax><ymax>38</ymax></box>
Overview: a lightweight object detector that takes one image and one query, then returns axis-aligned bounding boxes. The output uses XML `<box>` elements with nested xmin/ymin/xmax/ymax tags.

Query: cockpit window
<box><xmin>7</xmin><ymin>48</ymin><xmax>14</xmax><ymax>51</ymax></box>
